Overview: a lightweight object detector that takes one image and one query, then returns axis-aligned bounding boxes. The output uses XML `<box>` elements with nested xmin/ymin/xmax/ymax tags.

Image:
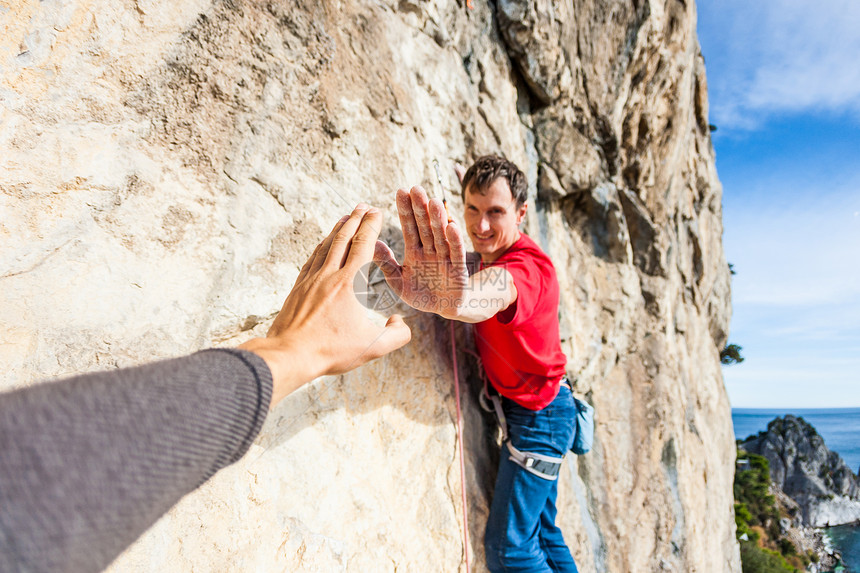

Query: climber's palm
<box><xmin>374</xmin><ymin>187</ymin><xmax>470</xmax><ymax>318</ymax></box>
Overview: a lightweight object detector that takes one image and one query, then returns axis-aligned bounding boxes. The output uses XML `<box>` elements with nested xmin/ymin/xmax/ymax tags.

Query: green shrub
<box><xmin>721</xmin><ymin>343</ymin><xmax>745</xmax><ymax>364</ymax></box>
<box><xmin>739</xmin><ymin>541</ymin><xmax>795</xmax><ymax>573</ymax></box>
<box><xmin>735</xmin><ymin>502</ymin><xmax>752</xmax><ymax>525</ymax></box>
<box><xmin>777</xmin><ymin>538</ymin><xmax>795</xmax><ymax>556</ymax></box>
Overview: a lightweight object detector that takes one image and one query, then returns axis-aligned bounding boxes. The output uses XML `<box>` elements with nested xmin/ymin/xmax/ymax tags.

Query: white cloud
<box><xmin>699</xmin><ymin>0</ymin><xmax>860</xmax><ymax>128</ymax></box>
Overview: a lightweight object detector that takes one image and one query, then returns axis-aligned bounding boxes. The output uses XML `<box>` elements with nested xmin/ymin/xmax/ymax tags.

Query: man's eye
<box><xmin>467</xmin><ymin>206</ymin><xmax>478</xmax><ymax>212</ymax></box>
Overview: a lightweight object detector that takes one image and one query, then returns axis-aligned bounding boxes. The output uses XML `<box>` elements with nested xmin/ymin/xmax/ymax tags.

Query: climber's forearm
<box><xmin>441</xmin><ymin>268</ymin><xmax>517</xmax><ymax>323</ymax></box>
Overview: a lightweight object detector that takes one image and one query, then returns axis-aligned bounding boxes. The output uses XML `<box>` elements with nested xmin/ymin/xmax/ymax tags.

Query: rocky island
<box><xmin>741</xmin><ymin>415</ymin><xmax>860</xmax><ymax>528</ymax></box>
<box><xmin>734</xmin><ymin>415</ymin><xmax>860</xmax><ymax>572</ymax></box>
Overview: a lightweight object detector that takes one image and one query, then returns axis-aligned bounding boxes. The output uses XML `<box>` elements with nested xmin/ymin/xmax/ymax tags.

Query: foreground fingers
<box><xmin>379</xmin><ymin>314</ymin><xmax>411</xmax><ymax>354</ymax></box>
<box><xmin>304</xmin><ymin>214</ymin><xmax>349</xmax><ymax>277</ymax></box>
<box><xmin>344</xmin><ymin>208</ymin><xmax>383</xmax><ymax>270</ymax></box>
<box><xmin>357</xmin><ymin>314</ymin><xmax>412</xmax><ymax>370</ymax></box>
<box><xmin>322</xmin><ymin>203</ymin><xmax>370</xmax><ymax>271</ymax></box>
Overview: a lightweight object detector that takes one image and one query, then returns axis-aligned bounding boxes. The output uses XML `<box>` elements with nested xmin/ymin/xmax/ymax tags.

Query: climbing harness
<box><xmin>506</xmin><ymin>441</ymin><xmax>565</xmax><ymax>481</ymax></box>
<box><xmin>479</xmin><ymin>374</ymin><xmax>567</xmax><ymax>480</ymax></box>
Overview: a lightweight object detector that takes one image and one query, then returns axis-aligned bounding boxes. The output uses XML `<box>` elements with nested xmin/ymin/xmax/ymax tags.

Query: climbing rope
<box><xmin>450</xmin><ymin>320</ymin><xmax>471</xmax><ymax>573</ymax></box>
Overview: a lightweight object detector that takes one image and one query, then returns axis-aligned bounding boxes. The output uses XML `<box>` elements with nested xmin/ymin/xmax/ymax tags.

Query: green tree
<box><xmin>735</xmin><ymin>451</ymin><xmax>802</xmax><ymax>572</ymax></box>
<box><xmin>721</xmin><ymin>343</ymin><xmax>745</xmax><ymax>365</ymax></box>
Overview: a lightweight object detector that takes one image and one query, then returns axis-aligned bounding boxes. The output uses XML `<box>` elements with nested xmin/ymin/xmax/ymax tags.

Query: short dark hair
<box><xmin>461</xmin><ymin>155</ymin><xmax>528</xmax><ymax>207</ymax></box>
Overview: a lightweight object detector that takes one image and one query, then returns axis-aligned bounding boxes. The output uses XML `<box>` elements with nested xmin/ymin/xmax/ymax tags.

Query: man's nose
<box><xmin>477</xmin><ymin>216</ymin><xmax>490</xmax><ymax>233</ymax></box>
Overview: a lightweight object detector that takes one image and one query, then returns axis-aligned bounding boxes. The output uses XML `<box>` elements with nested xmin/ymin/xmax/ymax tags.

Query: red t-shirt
<box><xmin>474</xmin><ymin>233</ymin><xmax>567</xmax><ymax>410</ymax></box>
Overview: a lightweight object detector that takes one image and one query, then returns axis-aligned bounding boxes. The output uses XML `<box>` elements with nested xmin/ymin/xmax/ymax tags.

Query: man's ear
<box><xmin>516</xmin><ymin>202</ymin><xmax>528</xmax><ymax>225</ymax></box>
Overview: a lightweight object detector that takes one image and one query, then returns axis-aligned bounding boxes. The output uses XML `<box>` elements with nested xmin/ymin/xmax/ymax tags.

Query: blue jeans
<box><xmin>484</xmin><ymin>388</ymin><xmax>579</xmax><ymax>573</ymax></box>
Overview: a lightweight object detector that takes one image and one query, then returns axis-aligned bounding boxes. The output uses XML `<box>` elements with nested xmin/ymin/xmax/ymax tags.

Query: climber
<box><xmin>0</xmin><ymin>204</ymin><xmax>411</xmax><ymax>573</ymax></box>
<box><xmin>374</xmin><ymin>155</ymin><xmax>579</xmax><ymax>572</ymax></box>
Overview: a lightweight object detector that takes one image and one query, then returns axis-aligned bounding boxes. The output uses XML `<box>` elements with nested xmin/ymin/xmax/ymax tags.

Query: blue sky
<box><xmin>697</xmin><ymin>1</ymin><xmax>860</xmax><ymax>407</ymax></box>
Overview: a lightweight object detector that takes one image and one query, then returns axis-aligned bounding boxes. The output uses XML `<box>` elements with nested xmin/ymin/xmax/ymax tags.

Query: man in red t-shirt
<box><xmin>375</xmin><ymin>156</ymin><xmax>579</xmax><ymax>572</ymax></box>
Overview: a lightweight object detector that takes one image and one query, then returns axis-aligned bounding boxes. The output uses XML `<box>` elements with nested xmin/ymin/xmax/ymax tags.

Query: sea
<box><xmin>732</xmin><ymin>408</ymin><xmax>860</xmax><ymax>571</ymax></box>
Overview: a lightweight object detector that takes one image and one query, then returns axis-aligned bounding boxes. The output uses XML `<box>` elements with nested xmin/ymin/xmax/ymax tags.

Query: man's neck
<box><xmin>480</xmin><ymin>231</ymin><xmax>521</xmax><ymax>264</ymax></box>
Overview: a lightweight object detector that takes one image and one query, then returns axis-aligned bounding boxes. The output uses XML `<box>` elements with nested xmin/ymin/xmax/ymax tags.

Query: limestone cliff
<box><xmin>741</xmin><ymin>415</ymin><xmax>860</xmax><ymax>528</ymax></box>
<box><xmin>1</xmin><ymin>0</ymin><xmax>738</xmax><ymax>571</ymax></box>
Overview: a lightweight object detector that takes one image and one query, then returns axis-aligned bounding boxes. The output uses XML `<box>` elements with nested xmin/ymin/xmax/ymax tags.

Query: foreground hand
<box><xmin>373</xmin><ymin>186</ymin><xmax>470</xmax><ymax>319</ymax></box>
<box><xmin>241</xmin><ymin>204</ymin><xmax>412</xmax><ymax>406</ymax></box>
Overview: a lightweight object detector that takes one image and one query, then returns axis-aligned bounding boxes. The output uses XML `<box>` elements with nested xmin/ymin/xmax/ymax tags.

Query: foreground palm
<box><xmin>242</xmin><ymin>204</ymin><xmax>412</xmax><ymax>405</ymax></box>
<box><xmin>374</xmin><ymin>186</ymin><xmax>471</xmax><ymax>319</ymax></box>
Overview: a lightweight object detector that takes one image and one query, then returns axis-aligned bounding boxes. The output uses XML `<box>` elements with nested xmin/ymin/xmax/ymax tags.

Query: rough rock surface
<box><xmin>772</xmin><ymin>488</ymin><xmax>839</xmax><ymax>572</ymax></box>
<box><xmin>741</xmin><ymin>415</ymin><xmax>860</xmax><ymax>528</ymax></box>
<box><xmin>1</xmin><ymin>0</ymin><xmax>739</xmax><ymax>571</ymax></box>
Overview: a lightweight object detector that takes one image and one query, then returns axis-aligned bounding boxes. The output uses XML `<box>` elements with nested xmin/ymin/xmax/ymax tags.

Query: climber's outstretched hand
<box><xmin>373</xmin><ymin>186</ymin><xmax>472</xmax><ymax>320</ymax></box>
<box><xmin>241</xmin><ymin>204</ymin><xmax>412</xmax><ymax>406</ymax></box>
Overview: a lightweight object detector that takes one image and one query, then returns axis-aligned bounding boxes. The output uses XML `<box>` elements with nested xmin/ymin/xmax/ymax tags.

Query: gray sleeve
<box><xmin>0</xmin><ymin>348</ymin><xmax>273</xmax><ymax>573</ymax></box>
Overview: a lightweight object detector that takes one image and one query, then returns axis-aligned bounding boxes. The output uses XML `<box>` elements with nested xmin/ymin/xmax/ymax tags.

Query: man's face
<box><xmin>463</xmin><ymin>178</ymin><xmax>527</xmax><ymax>263</ymax></box>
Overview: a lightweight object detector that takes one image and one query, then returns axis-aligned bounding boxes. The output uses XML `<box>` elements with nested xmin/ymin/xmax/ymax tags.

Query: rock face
<box><xmin>1</xmin><ymin>0</ymin><xmax>738</xmax><ymax>571</ymax></box>
<box><xmin>772</xmin><ymin>488</ymin><xmax>838</xmax><ymax>572</ymax></box>
<box><xmin>741</xmin><ymin>415</ymin><xmax>860</xmax><ymax>527</ymax></box>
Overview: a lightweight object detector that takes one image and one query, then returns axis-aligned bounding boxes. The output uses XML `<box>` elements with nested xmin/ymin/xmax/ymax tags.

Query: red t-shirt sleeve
<box><xmin>495</xmin><ymin>256</ymin><xmax>542</xmax><ymax>327</ymax></box>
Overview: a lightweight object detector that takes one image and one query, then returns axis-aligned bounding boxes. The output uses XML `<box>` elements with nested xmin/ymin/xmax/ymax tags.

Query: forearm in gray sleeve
<box><xmin>0</xmin><ymin>348</ymin><xmax>273</xmax><ymax>573</ymax></box>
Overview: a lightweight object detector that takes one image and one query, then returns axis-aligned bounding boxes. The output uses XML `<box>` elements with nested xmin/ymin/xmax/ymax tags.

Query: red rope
<box><xmin>450</xmin><ymin>321</ymin><xmax>471</xmax><ymax>572</ymax></box>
